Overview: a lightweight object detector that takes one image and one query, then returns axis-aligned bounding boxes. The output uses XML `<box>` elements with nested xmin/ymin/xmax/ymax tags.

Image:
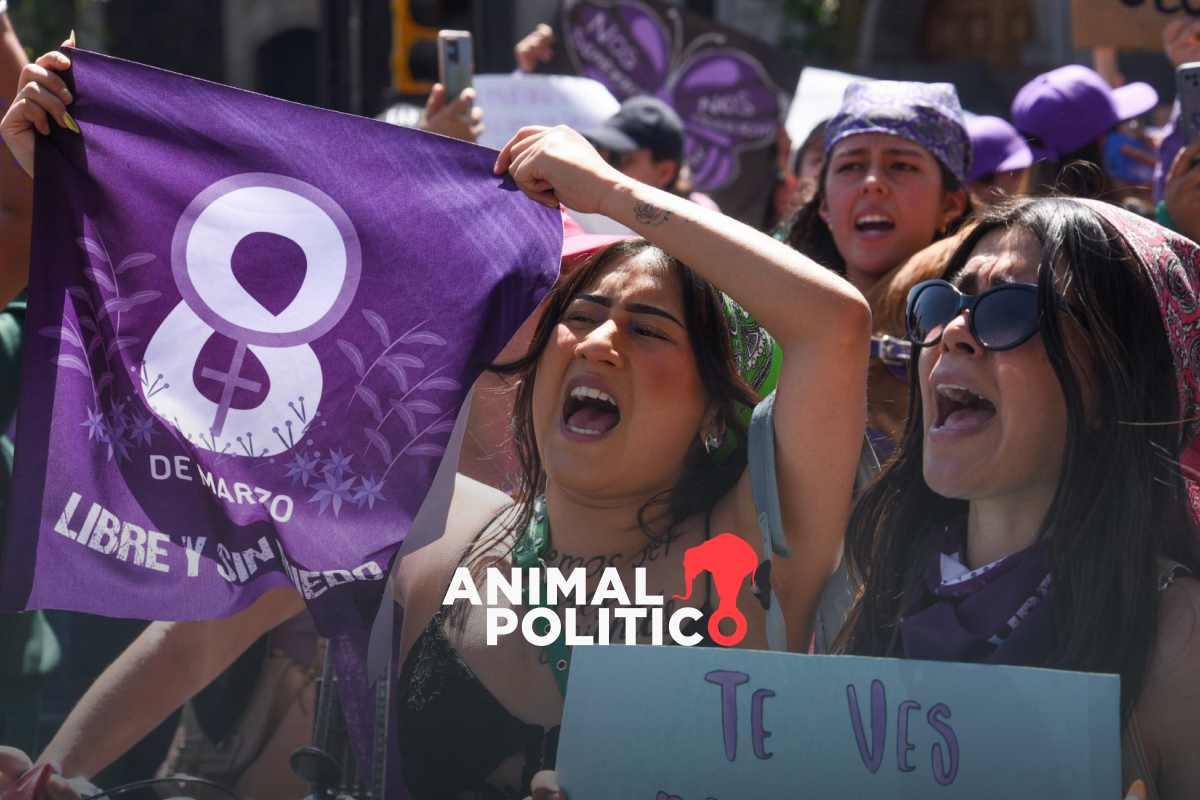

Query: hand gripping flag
<box><xmin>0</xmin><ymin>49</ymin><xmax>561</xmax><ymax>634</ymax></box>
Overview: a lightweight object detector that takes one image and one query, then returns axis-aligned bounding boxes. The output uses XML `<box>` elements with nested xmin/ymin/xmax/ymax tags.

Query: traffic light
<box><xmin>391</xmin><ymin>0</ymin><xmax>475</xmax><ymax>96</ymax></box>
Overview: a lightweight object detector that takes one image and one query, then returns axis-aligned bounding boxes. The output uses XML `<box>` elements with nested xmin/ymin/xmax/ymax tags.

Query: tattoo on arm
<box><xmin>633</xmin><ymin>200</ymin><xmax>672</xmax><ymax>226</ymax></box>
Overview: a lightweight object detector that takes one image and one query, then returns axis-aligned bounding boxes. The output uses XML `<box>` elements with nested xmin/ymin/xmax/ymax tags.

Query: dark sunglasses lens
<box><xmin>974</xmin><ymin>287</ymin><xmax>1039</xmax><ymax>349</ymax></box>
<box><xmin>909</xmin><ymin>284</ymin><xmax>959</xmax><ymax>346</ymax></box>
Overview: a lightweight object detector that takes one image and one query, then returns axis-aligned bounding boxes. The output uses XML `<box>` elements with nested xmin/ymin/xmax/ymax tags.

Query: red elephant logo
<box><xmin>674</xmin><ymin>532</ymin><xmax>758</xmax><ymax>647</ymax></box>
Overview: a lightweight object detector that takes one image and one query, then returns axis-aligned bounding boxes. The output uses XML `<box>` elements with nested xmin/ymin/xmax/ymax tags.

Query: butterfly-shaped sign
<box><xmin>558</xmin><ymin>0</ymin><xmax>792</xmax><ymax>197</ymax></box>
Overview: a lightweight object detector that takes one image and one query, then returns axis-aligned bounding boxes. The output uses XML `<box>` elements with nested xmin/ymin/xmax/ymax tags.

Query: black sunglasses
<box><xmin>906</xmin><ymin>279</ymin><xmax>1043</xmax><ymax>352</ymax></box>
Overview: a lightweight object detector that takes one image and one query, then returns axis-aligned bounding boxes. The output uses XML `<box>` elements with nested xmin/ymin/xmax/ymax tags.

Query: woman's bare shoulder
<box><xmin>394</xmin><ymin>473</ymin><xmax>513</xmax><ymax>607</ymax></box>
<box><xmin>1137</xmin><ymin>575</ymin><xmax>1200</xmax><ymax>796</ymax></box>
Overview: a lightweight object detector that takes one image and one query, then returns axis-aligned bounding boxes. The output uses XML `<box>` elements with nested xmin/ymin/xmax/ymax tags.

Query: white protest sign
<box><xmin>784</xmin><ymin>67</ymin><xmax>868</xmax><ymax>152</ymax></box>
<box><xmin>473</xmin><ymin>73</ymin><xmax>622</xmax><ymax>150</ymax></box>
<box><xmin>558</xmin><ymin>646</ymin><xmax>1120</xmax><ymax>799</ymax></box>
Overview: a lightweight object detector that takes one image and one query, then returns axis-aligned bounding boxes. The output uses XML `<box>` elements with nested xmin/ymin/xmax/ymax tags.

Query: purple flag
<box><xmin>0</xmin><ymin>49</ymin><xmax>561</xmax><ymax>629</ymax></box>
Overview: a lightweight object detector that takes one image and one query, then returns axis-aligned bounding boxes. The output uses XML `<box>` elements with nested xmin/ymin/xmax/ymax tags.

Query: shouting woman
<box><xmin>0</xmin><ymin>41</ymin><xmax>870</xmax><ymax>800</ymax></box>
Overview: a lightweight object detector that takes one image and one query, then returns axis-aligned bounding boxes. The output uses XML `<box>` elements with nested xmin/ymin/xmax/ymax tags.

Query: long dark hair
<box><xmin>836</xmin><ymin>198</ymin><xmax>1199</xmax><ymax>721</ymax></box>
<box><xmin>1027</xmin><ymin>141</ymin><xmax>1111</xmax><ymax>200</ymax></box>
<box><xmin>491</xmin><ymin>239</ymin><xmax>759</xmax><ymax>549</ymax></box>
<box><xmin>785</xmin><ymin>155</ymin><xmax>972</xmax><ymax>276</ymax></box>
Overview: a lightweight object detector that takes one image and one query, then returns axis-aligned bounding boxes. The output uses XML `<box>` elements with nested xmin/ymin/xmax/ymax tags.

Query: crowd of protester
<box><xmin>0</xmin><ymin>9</ymin><xmax>1198</xmax><ymax>800</ymax></box>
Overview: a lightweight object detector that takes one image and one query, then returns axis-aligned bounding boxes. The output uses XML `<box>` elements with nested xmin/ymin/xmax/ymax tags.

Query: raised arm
<box><xmin>496</xmin><ymin>126</ymin><xmax>871</xmax><ymax>648</ymax></box>
<box><xmin>0</xmin><ymin>12</ymin><xmax>31</xmax><ymax>307</ymax></box>
<box><xmin>38</xmin><ymin>586</ymin><xmax>303</xmax><ymax>781</ymax></box>
<box><xmin>0</xmin><ymin>34</ymin><xmax>80</xmax><ymax>308</ymax></box>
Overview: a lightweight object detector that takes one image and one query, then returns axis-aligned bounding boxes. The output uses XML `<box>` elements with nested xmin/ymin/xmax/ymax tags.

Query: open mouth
<box><xmin>562</xmin><ymin>384</ymin><xmax>621</xmax><ymax>438</ymax></box>
<box><xmin>854</xmin><ymin>213</ymin><xmax>895</xmax><ymax>235</ymax></box>
<box><xmin>933</xmin><ymin>384</ymin><xmax>996</xmax><ymax>432</ymax></box>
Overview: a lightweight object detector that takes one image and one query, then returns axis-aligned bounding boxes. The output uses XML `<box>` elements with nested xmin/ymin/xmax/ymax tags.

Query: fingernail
<box><xmin>61</xmin><ymin>88</ymin><xmax>72</xmax><ymax>103</ymax></box>
<box><xmin>62</xmin><ymin>111</ymin><xmax>81</xmax><ymax>134</ymax></box>
<box><xmin>69</xmin><ymin>29</ymin><xmax>76</xmax><ymax>44</ymax></box>
<box><xmin>1126</xmin><ymin>779</ymin><xmax>1146</xmax><ymax>800</ymax></box>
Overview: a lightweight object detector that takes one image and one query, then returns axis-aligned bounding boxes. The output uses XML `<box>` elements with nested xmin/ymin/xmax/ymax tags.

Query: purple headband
<box><xmin>825</xmin><ymin>80</ymin><xmax>972</xmax><ymax>185</ymax></box>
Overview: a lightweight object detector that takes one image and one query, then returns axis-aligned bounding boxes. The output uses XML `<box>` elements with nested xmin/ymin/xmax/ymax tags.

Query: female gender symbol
<box><xmin>141</xmin><ymin>173</ymin><xmax>362</xmax><ymax>456</ymax></box>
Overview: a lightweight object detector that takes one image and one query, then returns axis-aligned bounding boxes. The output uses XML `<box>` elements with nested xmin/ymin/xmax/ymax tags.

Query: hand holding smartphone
<box><xmin>1178</xmin><ymin>62</ymin><xmax>1200</xmax><ymax>146</ymax></box>
<box><xmin>438</xmin><ymin>30</ymin><xmax>474</xmax><ymax>103</ymax></box>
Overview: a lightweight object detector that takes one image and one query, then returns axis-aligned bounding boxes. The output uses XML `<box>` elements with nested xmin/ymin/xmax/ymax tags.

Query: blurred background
<box><xmin>2</xmin><ymin>0</ymin><xmax>1188</xmax><ymax>791</ymax></box>
<box><xmin>5</xmin><ymin>0</ymin><xmax>1178</xmax><ymax>119</ymax></box>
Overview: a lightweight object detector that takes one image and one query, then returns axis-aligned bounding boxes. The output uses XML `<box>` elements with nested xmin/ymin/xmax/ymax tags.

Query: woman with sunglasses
<box><xmin>839</xmin><ymin>197</ymin><xmax>1200</xmax><ymax>797</ymax></box>
<box><xmin>528</xmin><ymin>197</ymin><xmax>1200</xmax><ymax>800</ymax></box>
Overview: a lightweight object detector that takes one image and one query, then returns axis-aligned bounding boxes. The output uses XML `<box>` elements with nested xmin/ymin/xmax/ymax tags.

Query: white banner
<box><xmin>473</xmin><ymin>73</ymin><xmax>622</xmax><ymax>150</ymax></box>
<box><xmin>784</xmin><ymin>67</ymin><xmax>869</xmax><ymax>153</ymax></box>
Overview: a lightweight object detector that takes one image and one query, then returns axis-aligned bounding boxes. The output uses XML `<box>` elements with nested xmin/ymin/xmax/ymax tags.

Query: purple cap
<box><xmin>1011</xmin><ymin>65</ymin><xmax>1158</xmax><ymax>162</ymax></box>
<box><xmin>825</xmin><ymin>81</ymin><xmax>971</xmax><ymax>185</ymax></box>
<box><xmin>965</xmin><ymin>116</ymin><xmax>1034</xmax><ymax>182</ymax></box>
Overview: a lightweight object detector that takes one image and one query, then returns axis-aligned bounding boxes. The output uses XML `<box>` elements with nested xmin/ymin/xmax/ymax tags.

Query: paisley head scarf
<box><xmin>898</xmin><ymin>199</ymin><xmax>1200</xmax><ymax>667</ymax></box>
<box><xmin>1076</xmin><ymin>199</ymin><xmax>1200</xmax><ymax>520</ymax></box>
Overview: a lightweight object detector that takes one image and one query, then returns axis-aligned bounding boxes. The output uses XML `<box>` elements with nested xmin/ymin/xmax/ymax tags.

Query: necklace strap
<box><xmin>514</xmin><ymin>497</ymin><xmax>570</xmax><ymax>697</ymax></box>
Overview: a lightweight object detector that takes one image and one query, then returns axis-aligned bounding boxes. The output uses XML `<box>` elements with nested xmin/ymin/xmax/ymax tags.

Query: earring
<box><xmin>703</xmin><ymin>430</ymin><xmax>723</xmax><ymax>454</ymax></box>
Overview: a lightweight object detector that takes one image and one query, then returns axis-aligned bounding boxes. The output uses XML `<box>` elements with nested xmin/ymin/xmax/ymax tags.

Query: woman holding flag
<box><xmin>0</xmin><ymin>43</ymin><xmax>871</xmax><ymax>799</ymax></box>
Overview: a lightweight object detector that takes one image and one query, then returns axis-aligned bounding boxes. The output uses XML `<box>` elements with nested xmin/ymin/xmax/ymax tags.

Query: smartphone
<box><xmin>438</xmin><ymin>30</ymin><xmax>474</xmax><ymax>102</ymax></box>
<box><xmin>1178</xmin><ymin>61</ymin><xmax>1200</xmax><ymax>146</ymax></box>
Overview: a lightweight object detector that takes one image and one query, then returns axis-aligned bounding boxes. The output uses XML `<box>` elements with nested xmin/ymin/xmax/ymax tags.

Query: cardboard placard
<box><xmin>557</xmin><ymin>646</ymin><xmax>1120</xmax><ymax>799</ymax></box>
<box><xmin>1071</xmin><ymin>0</ymin><xmax>1199</xmax><ymax>51</ymax></box>
<box><xmin>472</xmin><ymin>73</ymin><xmax>621</xmax><ymax>150</ymax></box>
<box><xmin>784</xmin><ymin>67</ymin><xmax>869</xmax><ymax>153</ymax></box>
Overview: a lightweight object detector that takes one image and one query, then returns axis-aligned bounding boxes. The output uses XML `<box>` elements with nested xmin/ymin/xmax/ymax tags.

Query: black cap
<box><xmin>584</xmin><ymin>96</ymin><xmax>685</xmax><ymax>163</ymax></box>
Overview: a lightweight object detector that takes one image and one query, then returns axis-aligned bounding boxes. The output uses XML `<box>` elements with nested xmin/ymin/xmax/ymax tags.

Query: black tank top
<box><xmin>395</xmin><ymin>515</ymin><xmax>718</xmax><ymax>799</ymax></box>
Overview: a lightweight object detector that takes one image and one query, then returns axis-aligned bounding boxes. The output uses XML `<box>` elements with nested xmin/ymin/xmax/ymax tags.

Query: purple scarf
<box><xmin>897</xmin><ymin>522</ymin><xmax>1056</xmax><ymax>667</ymax></box>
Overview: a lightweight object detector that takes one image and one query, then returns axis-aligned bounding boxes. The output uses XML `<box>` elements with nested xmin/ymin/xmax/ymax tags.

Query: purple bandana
<box><xmin>898</xmin><ymin>523</ymin><xmax>1055</xmax><ymax>666</ymax></box>
<box><xmin>825</xmin><ymin>80</ymin><xmax>972</xmax><ymax>185</ymax></box>
<box><xmin>0</xmin><ymin>48</ymin><xmax>561</xmax><ymax>626</ymax></box>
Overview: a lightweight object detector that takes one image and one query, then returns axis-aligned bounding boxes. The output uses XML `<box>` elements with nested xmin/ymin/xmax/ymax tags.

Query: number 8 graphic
<box><xmin>142</xmin><ymin>173</ymin><xmax>362</xmax><ymax>457</ymax></box>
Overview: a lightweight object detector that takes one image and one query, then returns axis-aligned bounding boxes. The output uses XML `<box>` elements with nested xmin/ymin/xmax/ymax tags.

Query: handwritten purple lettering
<box><xmin>928</xmin><ymin>703</ymin><xmax>960</xmax><ymax>786</ymax></box>
<box><xmin>846</xmin><ymin>680</ymin><xmax>887</xmax><ymax>773</ymax></box>
<box><xmin>751</xmin><ymin>688</ymin><xmax>775</xmax><ymax>760</ymax></box>
<box><xmin>704</xmin><ymin>670</ymin><xmax>775</xmax><ymax>763</ymax></box>
<box><xmin>846</xmin><ymin>680</ymin><xmax>960</xmax><ymax>785</ymax></box>
<box><xmin>705</xmin><ymin>670</ymin><xmax>749</xmax><ymax>762</ymax></box>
